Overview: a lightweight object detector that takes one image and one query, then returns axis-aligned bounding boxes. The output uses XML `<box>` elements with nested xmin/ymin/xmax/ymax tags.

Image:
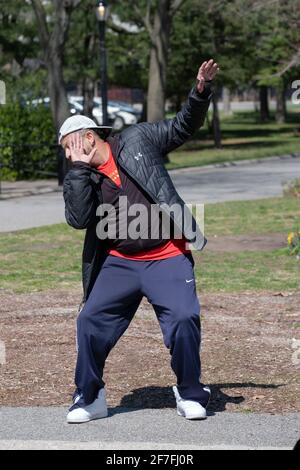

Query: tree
<box><xmin>30</xmin><ymin>0</ymin><xmax>81</xmax><ymax>131</ymax></box>
<box><xmin>0</xmin><ymin>1</ymin><xmax>43</xmax><ymax>101</ymax></box>
<box><xmin>65</xmin><ymin>0</ymin><xmax>98</xmax><ymax>118</ymax></box>
<box><xmin>259</xmin><ymin>86</ymin><xmax>270</xmax><ymax>122</ymax></box>
<box><xmin>139</xmin><ymin>0</ymin><xmax>187</xmax><ymax>122</ymax></box>
<box><xmin>265</xmin><ymin>0</ymin><xmax>300</xmax><ymax>76</ymax></box>
<box><xmin>65</xmin><ymin>0</ymin><xmax>149</xmax><ymax>117</ymax></box>
<box><xmin>236</xmin><ymin>0</ymin><xmax>300</xmax><ymax>123</ymax></box>
<box><xmin>109</xmin><ymin>0</ymin><xmax>187</xmax><ymax>122</ymax></box>
<box><xmin>167</xmin><ymin>0</ymin><xmax>237</xmax><ymax>147</ymax></box>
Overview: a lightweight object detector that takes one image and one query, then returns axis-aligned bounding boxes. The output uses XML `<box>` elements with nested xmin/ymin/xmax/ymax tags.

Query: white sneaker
<box><xmin>173</xmin><ymin>386</ymin><xmax>208</xmax><ymax>420</ymax></box>
<box><xmin>67</xmin><ymin>388</ymin><xmax>108</xmax><ymax>424</ymax></box>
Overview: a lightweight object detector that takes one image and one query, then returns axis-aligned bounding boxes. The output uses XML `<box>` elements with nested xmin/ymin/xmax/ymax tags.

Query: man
<box><xmin>61</xmin><ymin>59</ymin><xmax>219</xmax><ymax>424</ymax></box>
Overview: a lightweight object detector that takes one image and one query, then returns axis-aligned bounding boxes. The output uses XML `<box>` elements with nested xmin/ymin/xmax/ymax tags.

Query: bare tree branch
<box><xmin>52</xmin><ymin>0</ymin><xmax>72</xmax><ymax>49</ymax></box>
<box><xmin>107</xmin><ymin>14</ymin><xmax>141</xmax><ymax>35</ymax></box>
<box><xmin>275</xmin><ymin>49</ymin><xmax>300</xmax><ymax>76</ymax></box>
<box><xmin>71</xmin><ymin>0</ymin><xmax>82</xmax><ymax>7</ymax></box>
<box><xmin>30</xmin><ymin>0</ymin><xmax>77</xmax><ymax>129</ymax></box>
<box><xmin>286</xmin><ymin>40</ymin><xmax>300</xmax><ymax>53</ymax></box>
<box><xmin>30</xmin><ymin>0</ymin><xmax>49</xmax><ymax>49</ymax></box>
<box><xmin>107</xmin><ymin>21</ymin><xmax>138</xmax><ymax>34</ymax></box>
<box><xmin>131</xmin><ymin>0</ymin><xmax>156</xmax><ymax>44</ymax></box>
<box><xmin>145</xmin><ymin>0</ymin><xmax>153</xmax><ymax>29</ymax></box>
<box><xmin>170</xmin><ymin>0</ymin><xmax>187</xmax><ymax>16</ymax></box>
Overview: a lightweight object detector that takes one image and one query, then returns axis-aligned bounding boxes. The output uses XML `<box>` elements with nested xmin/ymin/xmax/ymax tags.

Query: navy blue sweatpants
<box><xmin>74</xmin><ymin>253</ymin><xmax>210</xmax><ymax>408</ymax></box>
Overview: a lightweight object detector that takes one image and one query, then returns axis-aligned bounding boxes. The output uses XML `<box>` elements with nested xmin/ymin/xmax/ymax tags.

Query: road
<box><xmin>1</xmin><ymin>156</ymin><xmax>299</xmax><ymax>232</ymax></box>
<box><xmin>172</xmin><ymin>155</ymin><xmax>300</xmax><ymax>203</ymax></box>
<box><xmin>0</xmin><ymin>408</ymin><xmax>299</xmax><ymax>450</ymax></box>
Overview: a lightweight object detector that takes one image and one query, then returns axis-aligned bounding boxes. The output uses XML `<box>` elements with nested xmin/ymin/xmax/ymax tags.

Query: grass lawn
<box><xmin>0</xmin><ymin>224</ymin><xmax>84</xmax><ymax>292</ymax></box>
<box><xmin>166</xmin><ymin>110</ymin><xmax>300</xmax><ymax>170</ymax></box>
<box><xmin>0</xmin><ymin>195</ymin><xmax>299</xmax><ymax>294</ymax></box>
<box><xmin>204</xmin><ymin>196</ymin><xmax>300</xmax><ymax>236</ymax></box>
<box><xmin>194</xmin><ymin>249</ymin><xmax>300</xmax><ymax>292</ymax></box>
<box><xmin>192</xmin><ymin>195</ymin><xmax>300</xmax><ymax>292</ymax></box>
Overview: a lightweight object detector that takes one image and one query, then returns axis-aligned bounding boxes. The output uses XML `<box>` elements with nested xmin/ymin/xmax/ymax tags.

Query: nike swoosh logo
<box><xmin>186</xmin><ymin>279</ymin><xmax>194</xmax><ymax>283</ymax></box>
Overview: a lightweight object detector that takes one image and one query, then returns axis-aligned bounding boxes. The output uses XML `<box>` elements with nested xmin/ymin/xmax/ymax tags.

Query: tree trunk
<box><xmin>30</xmin><ymin>0</ymin><xmax>77</xmax><ymax>132</ymax></box>
<box><xmin>141</xmin><ymin>94</ymin><xmax>148</xmax><ymax>123</ymax></box>
<box><xmin>147</xmin><ymin>0</ymin><xmax>172</xmax><ymax>122</ymax></box>
<box><xmin>259</xmin><ymin>85</ymin><xmax>270</xmax><ymax>122</ymax></box>
<box><xmin>275</xmin><ymin>80</ymin><xmax>287</xmax><ymax>124</ymax></box>
<box><xmin>82</xmin><ymin>78</ymin><xmax>95</xmax><ymax>119</ymax></box>
<box><xmin>47</xmin><ymin>54</ymin><xmax>70</xmax><ymax>132</ymax></box>
<box><xmin>175</xmin><ymin>94</ymin><xmax>182</xmax><ymax>113</ymax></box>
<box><xmin>206</xmin><ymin>113</ymin><xmax>211</xmax><ymax>134</ymax></box>
<box><xmin>212</xmin><ymin>91</ymin><xmax>222</xmax><ymax>148</ymax></box>
<box><xmin>222</xmin><ymin>87</ymin><xmax>232</xmax><ymax>116</ymax></box>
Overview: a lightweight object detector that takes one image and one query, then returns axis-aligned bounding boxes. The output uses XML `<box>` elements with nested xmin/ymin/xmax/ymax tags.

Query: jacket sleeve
<box><xmin>140</xmin><ymin>84</ymin><xmax>212</xmax><ymax>155</ymax></box>
<box><xmin>63</xmin><ymin>162</ymin><xmax>97</xmax><ymax>230</ymax></box>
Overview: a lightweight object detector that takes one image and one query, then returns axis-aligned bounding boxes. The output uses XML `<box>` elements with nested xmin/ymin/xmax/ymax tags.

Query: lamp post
<box><xmin>96</xmin><ymin>1</ymin><xmax>109</xmax><ymax>126</ymax></box>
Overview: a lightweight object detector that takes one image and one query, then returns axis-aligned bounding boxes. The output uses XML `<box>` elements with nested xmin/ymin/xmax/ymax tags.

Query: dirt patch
<box><xmin>0</xmin><ymin>289</ymin><xmax>299</xmax><ymax>414</ymax></box>
<box><xmin>206</xmin><ymin>232</ymin><xmax>287</xmax><ymax>252</ymax></box>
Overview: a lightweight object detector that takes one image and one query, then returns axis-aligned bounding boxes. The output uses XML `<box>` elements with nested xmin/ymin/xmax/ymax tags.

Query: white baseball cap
<box><xmin>58</xmin><ymin>115</ymin><xmax>112</xmax><ymax>144</ymax></box>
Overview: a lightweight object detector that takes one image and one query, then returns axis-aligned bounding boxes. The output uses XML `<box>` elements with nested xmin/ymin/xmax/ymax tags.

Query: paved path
<box><xmin>1</xmin><ymin>156</ymin><xmax>299</xmax><ymax>232</ymax></box>
<box><xmin>0</xmin><ymin>192</ymin><xmax>65</xmax><ymax>232</ymax></box>
<box><xmin>172</xmin><ymin>155</ymin><xmax>300</xmax><ymax>203</ymax></box>
<box><xmin>0</xmin><ymin>408</ymin><xmax>299</xmax><ymax>450</ymax></box>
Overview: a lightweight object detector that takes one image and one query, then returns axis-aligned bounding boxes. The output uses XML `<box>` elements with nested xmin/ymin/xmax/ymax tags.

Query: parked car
<box><xmin>26</xmin><ymin>97</ymin><xmax>116</xmax><ymax>128</ymax></box>
<box><xmin>68</xmin><ymin>98</ymin><xmax>116</xmax><ymax>127</ymax></box>
<box><xmin>109</xmin><ymin>100</ymin><xmax>142</xmax><ymax>121</ymax></box>
<box><xmin>26</xmin><ymin>96</ymin><xmax>135</xmax><ymax>131</ymax></box>
<box><xmin>26</xmin><ymin>97</ymin><xmax>51</xmax><ymax>108</ymax></box>
<box><xmin>69</xmin><ymin>96</ymin><xmax>138</xmax><ymax>131</ymax></box>
<box><xmin>96</xmin><ymin>98</ymin><xmax>138</xmax><ymax>130</ymax></box>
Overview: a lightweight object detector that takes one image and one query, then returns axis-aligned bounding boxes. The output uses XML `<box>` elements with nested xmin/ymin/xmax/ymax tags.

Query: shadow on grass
<box><xmin>192</xmin><ymin>127</ymin><xmax>299</xmax><ymax>141</ymax></box>
<box><xmin>182</xmin><ymin>139</ymin><xmax>295</xmax><ymax>153</ymax></box>
<box><xmin>220</xmin><ymin>128</ymin><xmax>299</xmax><ymax>139</ymax></box>
<box><xmin>219</xmin><ymin>110</ymin><xmax>300</xmax><ymax>125</ymax></box>
<box><xmin>183</xmin><ymin>110</ymin><xmax>300</xmax><ymax>149</ymax></box>
<box><xmin>108</xmin><ymin>382</ymin><xmax>285</xmax><ymax>416</ymax></box>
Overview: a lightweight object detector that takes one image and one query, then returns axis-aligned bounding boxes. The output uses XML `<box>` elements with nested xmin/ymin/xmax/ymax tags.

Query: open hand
<box><xmin>68</xmin><ymin>132</ymin><xmax>97</xmax><ymax>164</ymax></box>
<box><xmin>196</xmin><ymin>59</ymin><xmax>219</xmax><ymax>93</ymax></box>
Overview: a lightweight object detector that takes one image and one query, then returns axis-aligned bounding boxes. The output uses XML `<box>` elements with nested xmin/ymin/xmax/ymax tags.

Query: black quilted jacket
<box><xmin>63</xmin><ymin>85</ymin><xmax>212</xmax><ymax>302</ymax></box>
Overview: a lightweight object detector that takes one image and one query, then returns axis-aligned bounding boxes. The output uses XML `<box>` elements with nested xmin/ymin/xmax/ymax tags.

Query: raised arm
<box><xmin>139</xmin><ymin>59</ymin><xmax>219</xmax><ymax>155</ymax></box>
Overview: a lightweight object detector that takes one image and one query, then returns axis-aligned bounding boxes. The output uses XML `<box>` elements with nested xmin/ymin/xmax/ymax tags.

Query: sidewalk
<box><xmin>0</xmin><ymin>408</ymin><xmax>299</xmax><ymax>450</ymax></box>
<box><xmin>0</xmin><ymin>179</ymin><xmax>61</xmax><ymax>200</ymax></box>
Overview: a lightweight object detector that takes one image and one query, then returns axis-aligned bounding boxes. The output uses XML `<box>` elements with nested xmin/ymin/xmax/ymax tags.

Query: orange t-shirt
<box><xmin>97</xmin><ymin>144</ymin><xmax>190</xmax><ymax>260</ymax></box>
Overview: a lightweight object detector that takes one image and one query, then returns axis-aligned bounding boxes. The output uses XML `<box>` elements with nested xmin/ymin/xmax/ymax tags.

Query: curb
<box><xmin>0</xmin><ymin>186</ymin><xmax>63</xmax><ymax>201</ymax></box>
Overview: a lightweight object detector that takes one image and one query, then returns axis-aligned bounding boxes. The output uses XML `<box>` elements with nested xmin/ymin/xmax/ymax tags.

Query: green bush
<box><xmin>0</xmin><ymin>102</ymin><xmax>57</xmax><ymax>180</ymax></box>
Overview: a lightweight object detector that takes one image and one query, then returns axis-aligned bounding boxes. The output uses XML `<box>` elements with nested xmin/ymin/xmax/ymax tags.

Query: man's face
<box><xmin>61</xmin><ymin>134</ymin><xmax>73</xmax><ymax>160</ymax></box>
<box><xmin>61</xmin><ymin>131</ymin><xmax>94</xmax><ymax>160</ymax></box>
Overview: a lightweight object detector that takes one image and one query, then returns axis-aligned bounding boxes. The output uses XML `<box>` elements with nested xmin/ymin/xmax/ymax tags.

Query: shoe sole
<box><xmin>177</xmin><ymin>410</ymin><xmax>207</xmax><ymax>420</ymax></box>
<box><xmin>67</xmin><ymin>412</ymin><xmax>108</xmax><ymax>424</ymax></box>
